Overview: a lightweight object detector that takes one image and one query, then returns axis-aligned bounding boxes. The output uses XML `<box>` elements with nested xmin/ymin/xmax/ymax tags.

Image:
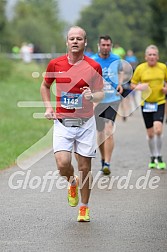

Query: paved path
<box><xmin>0</xmin><ymin>109</ymin><xmax>167</xmax><ymax>252</ymax></box>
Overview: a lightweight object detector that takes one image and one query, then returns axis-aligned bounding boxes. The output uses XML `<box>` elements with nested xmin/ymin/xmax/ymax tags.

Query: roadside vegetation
<box><xmin>0</xmin><ymin>57</ymin><xmax>52</xmax><ymax>169</ymax></box>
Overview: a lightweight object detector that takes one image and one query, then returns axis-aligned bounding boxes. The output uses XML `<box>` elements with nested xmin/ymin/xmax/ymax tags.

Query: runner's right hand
<box><xmin>44</xmin><ymin>108</ymin><xmax>56</xmax><ymax>120</ymax></box>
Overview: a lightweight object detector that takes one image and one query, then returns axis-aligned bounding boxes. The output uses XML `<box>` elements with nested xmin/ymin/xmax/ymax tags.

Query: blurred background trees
<box><xmin>0</xmin><ymin>0</ymin><xmax>167</xmax><ymax>62</ymax></box>
<box><xmin>1</xmin><ymin>0</ymin><xmax>66</xmax><ymax>53</ymax></box>
<box><xmin>0</xmin><ymin>0</ymin><xmax>7</xmax><ymax>52</ymax></box>
<box><xmin>149</xmin><ymin>0</ymin><xmax>167</xmax><ymax>60</ymax></box>
<box><xmin>77</xmin><ymin>0</ymin><xmax>151</xmax><ymax>53</ymax></box>
<box><xmin>77</xmin><ymin>0</ymin><xmax>167</xmax><ymax>62</ymax></box>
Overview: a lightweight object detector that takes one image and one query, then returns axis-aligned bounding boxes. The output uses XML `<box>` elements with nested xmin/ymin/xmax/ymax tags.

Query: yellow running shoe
<box><xmin>77</xmin><ymin>206</ymin><xmax>90</xmax><ymax>222</ymax></box>
<box><xmin>68</xmin><ymin>176</ymin><xmax>79</xmax><ymax>207</ymax></box>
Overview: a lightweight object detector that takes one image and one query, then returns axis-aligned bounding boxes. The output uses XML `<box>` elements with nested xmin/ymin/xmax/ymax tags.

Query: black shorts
<box><xmin>122</xmin><ymin>88</ymin><xmax>132</xmax><ymax>98</ymax></box>
<box><xmin>122</xmin><ymin>82</ymin><xmax>132</xmax><ymax>98</ymax></box>
<box><xmin>94</xmin><ymin>101</ymin><xmax>120</xmax><ymax>131</ymax></box>
<box><xmin>141</xmin><ymin>103</ymin><xmax>165</xmax><ymax>129</ymax></box>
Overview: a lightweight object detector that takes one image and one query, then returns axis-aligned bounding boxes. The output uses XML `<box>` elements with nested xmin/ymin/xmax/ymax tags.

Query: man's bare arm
<box><xmin>40</xmin><ymin>80</ymin><xmax>56</xmax><ymax>119</ymax></box>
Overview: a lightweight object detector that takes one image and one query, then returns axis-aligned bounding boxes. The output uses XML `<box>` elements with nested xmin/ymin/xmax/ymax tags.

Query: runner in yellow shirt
<box><xmin>131</xmin><ymin>45</ymin><xmax>167</xmax><ymax>169</ymax></box>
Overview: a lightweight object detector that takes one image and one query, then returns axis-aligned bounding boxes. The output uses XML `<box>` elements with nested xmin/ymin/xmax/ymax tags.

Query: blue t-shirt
<box><xmin>124</xmin><ymin>55</ymin><xmax>138</xmax><ymax>64</ymax></box>
<box><xmin>91</xmin><ymin>53</ymin><xmax>121</xmax><ymax>103</ymax></box>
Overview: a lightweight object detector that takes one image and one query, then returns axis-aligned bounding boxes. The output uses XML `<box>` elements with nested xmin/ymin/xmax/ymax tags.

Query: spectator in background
<box><xmin>12</xmin><ymin>45</ymin><xmax>20</xmax><ymax>54</ymax></box>
<box><xmin>12</xmin><ymin>45</ymin><xmax>20</xmax><ymax>59</ymax></box>
<box><xmin>112</xmin><ymin>43</ymin><xmax>126</xmax><ymax>59</ymax></box>
<box><xmin>20</xmin><ymin>42</ymin><xmax>33</xmax><ymax>63</ymax></box>
<box><xmin>125</xmin><ymin>49</ymin><xmax>138</xmax><ymax>69</ymax></box>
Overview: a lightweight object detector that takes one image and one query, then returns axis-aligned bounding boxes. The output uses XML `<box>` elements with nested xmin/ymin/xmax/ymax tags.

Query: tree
<box><xmin>149</xmin><ymin>0</ymin><xmax>167</xmax><ymax>58</ymax></box>
<box><xmin>0</xmin><ymin>0</ymin><xmax>7</xmax><ymax>51</ymax></box>
<box><xmin>3</xmin><ymin>0</ymin><xmax>66</xmax><ymax>53</ymax></box>
<box><xmin>76</xmin><ymin>0</ymin><xmax>152</xmax><ymax>61</ymax></box>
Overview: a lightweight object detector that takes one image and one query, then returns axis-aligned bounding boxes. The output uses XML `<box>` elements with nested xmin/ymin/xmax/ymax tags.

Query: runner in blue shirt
<box><xmin>91</xmin><ymin>35</ymin><xmax>123</xmax><ymax>175</ymax></box>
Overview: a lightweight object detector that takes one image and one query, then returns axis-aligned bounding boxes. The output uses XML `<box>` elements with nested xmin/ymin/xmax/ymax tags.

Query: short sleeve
<box><xmin>44</xmin><ymin>59</ymin><xmax>55</xmax><ymax>85</ymax></box>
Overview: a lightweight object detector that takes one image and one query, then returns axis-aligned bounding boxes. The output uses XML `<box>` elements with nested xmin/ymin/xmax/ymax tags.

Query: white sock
<box><xmin>147</xmin><ymin>136</ymin><xmax>158</xmax><ymax>157</ymax></box>
<box><xmin>155</xmin><ymin>134</ymin><xmax>162</xmax><ymax>156</ymax></box>
<box><xmin>80</xmin><ymin>203</ymin><xmax>88</xmax><ymax>207</ymax></box>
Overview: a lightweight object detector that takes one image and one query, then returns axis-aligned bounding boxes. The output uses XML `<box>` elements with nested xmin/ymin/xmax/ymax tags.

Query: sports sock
<box><xmin>104</xmin><ymin>162</ymin><xmax>110</xmax><ymax>167</ymax></box>
<box><xmin>80</xmin><ymin>203</ymin><xmax>88</xmax><ymax>207</ymax></box>
<box><xmin>154</xmin><ymin>134</ymin><xmax>162</xmax><ymax>157</ymax></box>
<box><xmin>147</xmin><ymin>136</ymin><xmax>158</xmax><ymax>157</ymax></box>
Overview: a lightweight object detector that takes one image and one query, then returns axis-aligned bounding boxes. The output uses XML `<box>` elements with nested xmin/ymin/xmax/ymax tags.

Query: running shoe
<box><xmin>157</xmin><ymin>156</ymin><xmax>166</xmax><ymax>169</ymax></box>
<box><xmin>148</xmin><ymin>156</ymin><xmax>157</xmax><ymax>169</ymax></box>
<box><xmin>68</xmin><ymin>176</ymin><xmax>79</xmax><ymax>207</ymax></box>
<box><xmin>102</xmin><ymin>162</ymin><xmax>111</xmax><ymax>175</ymax></box>
<box><xmin>77</xmin><ymin>206</ymin><xmax>90</xmax><ymax>222</ymax></box>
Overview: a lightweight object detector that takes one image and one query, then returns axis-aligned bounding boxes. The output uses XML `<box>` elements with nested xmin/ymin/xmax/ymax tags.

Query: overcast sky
<box><xmin>5</xmin><ymin>0</ymin><xmax>91</xmax><ymax>23</ymax></box>
<box><xmin>5</xmin><ymin>0</ymin><xmax>17</xmax><ymax>20</ymax></box>
<box><xmin>58</xmin><ymin>0</ymin><xmax>91</xmax><ymax>24</ymax></box>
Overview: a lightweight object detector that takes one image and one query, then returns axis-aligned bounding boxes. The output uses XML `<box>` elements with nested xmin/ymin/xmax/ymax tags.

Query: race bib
<box><xmin>60</xmin><ymin>92</ymin><xmax>83</xmax><ymax>109</ymax></box>
<box><xmin>143</xmin><ymin>102</ymin><xmax>158</xmax><ymax>112</ymax></box>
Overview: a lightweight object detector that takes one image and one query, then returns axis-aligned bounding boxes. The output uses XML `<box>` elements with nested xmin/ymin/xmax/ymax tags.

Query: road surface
<box><xmin>0</xmin><ymin>108</ymin><xmax>167</xmax><ymax>252</ymax></box>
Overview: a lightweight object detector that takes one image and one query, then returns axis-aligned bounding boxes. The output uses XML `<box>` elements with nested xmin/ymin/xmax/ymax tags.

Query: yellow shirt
<box><xmin>131</xmin><ymin>62</ymin><xmax>167</xmax><ymax>105</ymax></box>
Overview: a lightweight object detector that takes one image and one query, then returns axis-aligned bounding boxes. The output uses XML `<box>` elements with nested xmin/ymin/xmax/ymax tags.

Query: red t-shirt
<box><xmin>44</xmin><ymin>55</ymin><xmax>103</xmax><ymax>118</ymax></box>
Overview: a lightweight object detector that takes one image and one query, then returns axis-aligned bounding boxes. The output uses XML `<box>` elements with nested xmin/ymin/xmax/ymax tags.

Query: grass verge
<box><xmin>0</xmin><ymin>58</ymin><xmax>52</xmax><ymax>170</ymax></box>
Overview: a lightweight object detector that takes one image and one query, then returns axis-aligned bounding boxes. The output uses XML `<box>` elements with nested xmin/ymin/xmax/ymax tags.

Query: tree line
<box><xmin>0</xmin><ymin>0</ymin><xmax>66</xmax><ymax>53</ymax></box>
<box><xmin>0</xmin><ymin>0</ymin><xmax>167</xmax><ymax>62</ymax></box>
<box><xmin>77</xmin><ymin>0</ymin><xmax>167</xmax><ymax>62</ymax></box>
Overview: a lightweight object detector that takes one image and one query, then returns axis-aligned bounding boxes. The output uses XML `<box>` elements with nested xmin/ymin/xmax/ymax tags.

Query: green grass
<box><xmin>0</xmin><ymin>58</ymin><xmax>53</xmax><ymax>170</ymax></box>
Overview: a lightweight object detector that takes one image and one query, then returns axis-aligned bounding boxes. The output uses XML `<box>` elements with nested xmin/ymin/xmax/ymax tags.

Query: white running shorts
<box><xmin>53</xmin><ymin>116</ymin><xmax>97</xmax><ymax>157</ymax></box>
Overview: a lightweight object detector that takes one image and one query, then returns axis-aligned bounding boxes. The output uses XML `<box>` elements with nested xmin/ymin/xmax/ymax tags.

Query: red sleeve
<box><xmin>44</xmin><ymin>59</ymin><xmax>55</xmax><ymax>85</ymax></box>
<box><xmin>92</xmin><ymin>63</ymin><xmax>103</xmax><ymax>92</ymax></box>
